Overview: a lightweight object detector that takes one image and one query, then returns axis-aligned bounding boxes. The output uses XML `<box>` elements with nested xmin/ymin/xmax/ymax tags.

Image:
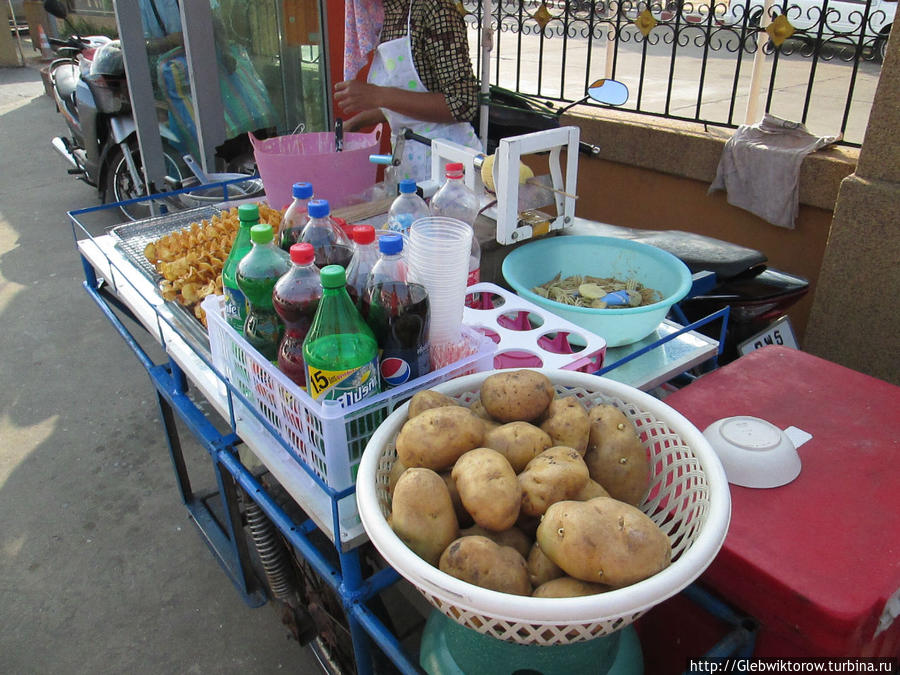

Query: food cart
<box><xmin>70</xmin><ymin>179</ymin><xmax>735</xmax><ymax>672</ymax></box>
<box><xmin>66</xmin><ymin>3</ymin><xmax>898</xmax><ymax>673</ymax></box>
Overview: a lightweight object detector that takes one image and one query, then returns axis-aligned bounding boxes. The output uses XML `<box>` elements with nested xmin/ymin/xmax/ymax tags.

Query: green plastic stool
<box><xmin>419</xmin><ymin>610</ymin><xmax>644</xmax><ymax>675</ymax></box>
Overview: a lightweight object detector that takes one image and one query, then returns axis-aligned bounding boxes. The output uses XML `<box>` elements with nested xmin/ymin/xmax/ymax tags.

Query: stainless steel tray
<box><xmin>108</xmin><ymin>206</ymin><xmax>224</xmax><ymax>353</ymax></box>
<box><xmin>108</xmin><ymin>205</ymin><xmax>223</xmax><ymax>283</ymax></box>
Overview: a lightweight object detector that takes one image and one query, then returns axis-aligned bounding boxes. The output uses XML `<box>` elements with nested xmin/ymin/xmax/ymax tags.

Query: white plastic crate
<box><xmin>202</xmin><ymin>295</ymin><xmax>495</xmax><ymax>500</ymax></box>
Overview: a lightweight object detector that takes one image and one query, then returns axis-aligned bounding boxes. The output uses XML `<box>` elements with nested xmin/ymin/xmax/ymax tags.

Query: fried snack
<box><xmin>143</xmin><ymin>203</ymin><xmax>285</xmax><ymax>327</ymax></box>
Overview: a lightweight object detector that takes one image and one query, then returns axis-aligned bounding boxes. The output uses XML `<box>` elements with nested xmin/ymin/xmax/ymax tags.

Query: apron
<box><xmin>367</xmin><ymin>3</ymin><xmax>483</xmax><ymax>183</ymax></box>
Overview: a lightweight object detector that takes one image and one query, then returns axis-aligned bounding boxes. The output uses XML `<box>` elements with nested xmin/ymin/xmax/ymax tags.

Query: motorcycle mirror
<box><xmin>587</xmin><ymin>79</ymin><xmax>629</xmax><ymax>107</ymax></box>
<box><xmin>43</xmin><ymin>0</ymin><xmax>68</xmax><ymax>20</ymax></box>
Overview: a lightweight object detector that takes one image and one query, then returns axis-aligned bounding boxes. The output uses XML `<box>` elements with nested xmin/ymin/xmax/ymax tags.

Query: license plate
<box><xmin>738</xmin><ymin>315</ymin><xmax>799</xmax><ymax>356</ymax></box>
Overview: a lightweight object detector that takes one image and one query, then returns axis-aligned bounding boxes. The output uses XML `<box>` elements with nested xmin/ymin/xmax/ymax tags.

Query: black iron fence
<box><xmin>463</xmin><ymin>0</ymin><xmax>892</xmax><ymax>145</ymax></box>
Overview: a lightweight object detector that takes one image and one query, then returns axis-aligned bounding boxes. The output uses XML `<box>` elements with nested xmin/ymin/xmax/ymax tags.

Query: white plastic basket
<box><xmin>356</xmin><ymin>369</ymin><xmax>731</xmax><ymax>646</ymax></box>
<box><xmin>202</xmin><ymin>295</ymin><xmax>495</xmax><ymax>498</ymax></box>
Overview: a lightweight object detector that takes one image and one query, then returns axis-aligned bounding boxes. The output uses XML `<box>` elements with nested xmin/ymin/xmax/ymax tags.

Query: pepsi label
<box><xmin>379</xmin><ymin>343</ymin><xmax>429</xmax><ymax>388</ymax></box>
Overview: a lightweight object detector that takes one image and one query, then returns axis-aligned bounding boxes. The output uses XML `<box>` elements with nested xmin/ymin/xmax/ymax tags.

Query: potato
<box><xmin>408</xmin><ymin>390</ymin><xmax>459</xmax><ymax>418</ymax></box>
<box><xmin>441</xmin><ymin>470</ymin><xmax>474</xmax><ymax>528</ymax></box>
<box><xmin>468</xmin><ymin>396</ymin><xmax>493</xmax><ymax>420</ymax></box>
<box><xmin>573</xmin><ymin>478</ymin><xmax>610</xmax><ymax>501</ymax></box>
<box><xmin>518</xmin><ymin>446</ymin><xmax>590</xmax><ymax>517</ymax></box>
<box><xmin>452</xmin><ymin>448</ymin><xmax>522</xmax><ymax>532</ymax></box>
<box><xmin>540</xmin><ymin>396</ymin><xmax>591</xmax><ymax>455</ymax></box>
<box><xmin>460</xmin><ymin>524</ymin><xmax>532</xmax><ymax>559</ymax></box>
<box><xmin>395</xmin><ymin>406</ymin><xmax>484</xmax><ymax>471</ymax></box>
<box><xmin>439</xmin><ymin>536</ymin><xmax>531</xmax><ymax>596</ymax></box>
<box><xmin>390</xmin><ymin>468</ymin><xmax>459</xmax><ymax>566</ymax></box>
<box><xmin>533</xmin><ymin>577</ymin><xmax>610</xmax><ymax>598</ymax></box>
<box><xmin>387</xmin><ymin>458</ymin><xmax>408</xmax><ymax>496</ymax></box>
<box><xmin>584</xmin><ymin>404</ymin><xmax>649</xmax><ymax>506</ymax></box>
<box><xmin>537</xmin><ymin>497</ymin><xmax>671</xmax><ymax>587</ymax></box>
<box><xmin>483</xmin><ymin>422</ymin><xmax>553</xmax><ymax>473</ymax></box>
<box><xmin>480</xmin><ymin>370</ymin><xmax>555</xmax><ymax>423</ymax></box>
<box><xmin>526</xmin><ymin>541</ymin><xmax>564</xmax><ymax>588</ymax></box>
<box><xmin>516</xmin><ymin>511</ymin><xmax>542</xmax><ymax>540</ymax></box>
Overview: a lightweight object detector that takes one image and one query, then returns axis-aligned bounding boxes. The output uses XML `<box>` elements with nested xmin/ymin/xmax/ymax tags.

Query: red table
<box><xmin>639</xmin><ymin>346</ymin><xmax>900</xmax><ymax>667</ymax></box>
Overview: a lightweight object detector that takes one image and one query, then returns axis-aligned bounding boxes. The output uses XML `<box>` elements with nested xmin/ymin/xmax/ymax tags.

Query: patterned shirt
<box><xmin>380</xmin><ymin>0</ymin><xmax>479</xmax><ymax>123</ymax></box>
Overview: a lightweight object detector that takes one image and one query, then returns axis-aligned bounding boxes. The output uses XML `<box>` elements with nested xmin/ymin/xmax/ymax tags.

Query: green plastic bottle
<box><xmin>303</xmin><ymin>265</ymin><xmax>380</xmax><ymax>405</ymax></box>
<box><xmin>221</xmin><ymin>203</ymin><xmax>258</xmax><ymax>332</ymax></box>
<box><xmin>236</xmin><ymin>224</ymin><xmax>291</xmax><ymax>364</ymax></box>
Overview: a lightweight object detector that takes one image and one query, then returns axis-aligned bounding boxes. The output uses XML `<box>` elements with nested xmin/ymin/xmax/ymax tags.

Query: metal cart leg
<box><xmin>149</xmin><ymin>362</ymin><xmax>266</xmax><ymax>608</ymax></box>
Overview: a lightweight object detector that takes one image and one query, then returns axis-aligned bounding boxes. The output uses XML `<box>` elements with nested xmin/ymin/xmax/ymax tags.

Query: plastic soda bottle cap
<box><xmin>445</xmin><ymin>162</ymin><xmax>464</xmax><ymax>179</ymax></box>
<box><xmin>352</xmin><ymin>225</ymin><xmax>376</xmax><ymax>245</ymax></box>
<box><xmin>320</xmin><ymin>264</ymin><xmax>347</xmax><ymax>288</ymax></box>
<box><xmin>292</xmin><ymin>182</ymin><xmax>313</xmax><ymax>199</ymax></box>
<box><xmin>289</xmin><ymin>242</ymin><xmax>315</xmax><ymax>264</ymax></box>
<box><xmin>398</xmin><ymin>179</ymin><xmax>417</xmax><ymax>194</ymax></box>
<box><xmin>250</xmin><ymin>223</ymin><xmax>274</xmax><ymax>244</ymax></box>
<box><xmin>307</xmin><ymin>199</ymin><xmax>330</xmax><ymax>219</ymax></box>
<box><xmin>238</xmin><ymin>202</ymin><xmax>260</xmax><ymax>222</ymax></box>
<box><xmin>379</xmin><ymin>233</ymin><xmax>403</xmax><ymax>255</ymax></box>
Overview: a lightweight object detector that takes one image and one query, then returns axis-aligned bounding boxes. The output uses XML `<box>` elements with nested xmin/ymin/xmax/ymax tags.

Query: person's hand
<box><xmin>344</xmin><ymin>109</ymin><xmax>386</xmax><ymax>132</ymax></box>
<box><xmin>334</xmin><ymin>80</ymin><xmax>383</xmax><ymax>117</ymax></box>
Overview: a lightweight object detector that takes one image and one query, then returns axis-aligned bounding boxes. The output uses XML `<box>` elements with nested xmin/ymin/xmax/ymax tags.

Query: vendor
<box><xmin>335</xmin><ymin>0</ymin><xmax>484</xmax><ymax>182</ymax></box>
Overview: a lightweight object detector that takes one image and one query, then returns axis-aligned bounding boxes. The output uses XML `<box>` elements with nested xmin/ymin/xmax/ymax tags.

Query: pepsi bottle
<box><xmin>363</xmin><ymin>234</ymin><xmax>431</xmax><ymax>388</ymax></box>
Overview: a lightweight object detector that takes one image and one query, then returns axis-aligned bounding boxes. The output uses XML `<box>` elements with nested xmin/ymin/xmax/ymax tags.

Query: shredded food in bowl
<box><xmin>532</xmin><ymin>273</ymin><xmax>661</xmax><ymax>309</ymax></box>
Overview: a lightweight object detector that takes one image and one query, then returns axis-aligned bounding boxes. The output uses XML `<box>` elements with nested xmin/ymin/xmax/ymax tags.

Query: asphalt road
<box><xmin>0</xmin><ymin>56</ymin><xmax>321</xmax><ymax>674</ymax></box>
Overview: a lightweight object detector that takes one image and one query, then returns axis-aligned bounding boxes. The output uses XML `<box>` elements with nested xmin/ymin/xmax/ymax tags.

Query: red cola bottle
<box><xmin>272</xmin><ymin>243</ymin><xmax>322</xmax><ymax>389</ymax></box>
<box><xmin>363</xmin><ymin>233</ymin><xmax>431</xmax><ymax>388</ymax></box>
<box><xmin>299</xmin><ymin>199</ymin><xmax>354</xmax><ymax>270</ymax></box>
<box><xmin>345</xmin><ymin>225</ymin><xmax>380</xmax><ymax>309</ymax></box>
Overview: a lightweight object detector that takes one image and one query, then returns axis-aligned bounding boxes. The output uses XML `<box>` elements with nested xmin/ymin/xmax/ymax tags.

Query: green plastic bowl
<box><xmin>501</xmin><ymin>235</ymin><xmax>692</xmax><ymax>347</ymax></box>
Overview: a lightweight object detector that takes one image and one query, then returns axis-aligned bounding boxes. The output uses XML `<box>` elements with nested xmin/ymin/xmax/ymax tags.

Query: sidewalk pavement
<box><xmin>0</xmin><ymin>56</ymin><xmax>321</xmax><ymax>673</ymax></box>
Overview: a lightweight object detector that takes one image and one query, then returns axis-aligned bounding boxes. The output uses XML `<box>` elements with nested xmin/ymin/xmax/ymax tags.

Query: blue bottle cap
<box><xmin>379</xmin><ymin>233</ymin><xmax>403</xmax><ymax>255</ymax></box>
<box><xmin>292</xmin><ymin>182</ymin><xmax>313</xmax><ymax>199</ymax></box>
<box><xmin>398</xmin><ymin>179</ymin><xmax>417</xmax><ymax>194</ymax></box>
<box><xmin>307</xmin><ymin>199</ymin><xmax>330</xmax><ymax>219</ymax></box>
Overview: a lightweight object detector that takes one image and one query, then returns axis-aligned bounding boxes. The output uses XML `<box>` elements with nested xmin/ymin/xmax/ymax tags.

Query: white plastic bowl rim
<box><xmin>356</xmin><ymin>368</ymin><xmax>732</xmax><ymax>626</ymax></box>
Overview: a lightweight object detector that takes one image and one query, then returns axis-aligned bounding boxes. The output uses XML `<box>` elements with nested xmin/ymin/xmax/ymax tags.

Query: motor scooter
<box><xmin>566</xmin><ymin>221</ymin><xmax>809</xmax><ymax>364</ymax></box>
<box><xmin>44</xmin><ymin>0</ymin><xmax>185</xmax><ymax>221</ymax></box>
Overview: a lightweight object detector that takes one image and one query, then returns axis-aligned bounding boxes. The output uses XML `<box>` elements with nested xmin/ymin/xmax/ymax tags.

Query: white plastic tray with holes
<box><xmin>463</xmin><ymin>282</ymin><xmax>607</xmax><ymax>372</ymax></box>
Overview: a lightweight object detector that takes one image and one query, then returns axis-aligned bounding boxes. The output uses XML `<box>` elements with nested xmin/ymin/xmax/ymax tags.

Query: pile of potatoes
<box><xmin>386</xmin><ymin>370</ymin><xmax>672</xmax><ymax>598</ymax></box>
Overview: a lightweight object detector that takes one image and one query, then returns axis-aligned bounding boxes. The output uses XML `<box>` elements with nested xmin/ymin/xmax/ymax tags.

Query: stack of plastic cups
<box><xmin>406</xmin><ymin>217</ymin><xmax>474</xmax><ymax>369</ymax></box>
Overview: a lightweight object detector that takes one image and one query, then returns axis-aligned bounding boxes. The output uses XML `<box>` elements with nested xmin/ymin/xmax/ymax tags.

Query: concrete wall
<box><xmin>1</xmin><ymin>3</ymin><xmax>24</xmax><ymax>66</ymax></box>
<box><xmin>804</xmin><ymin>32</ymin><xmax>900</xmax><ymax>385</ymax></box>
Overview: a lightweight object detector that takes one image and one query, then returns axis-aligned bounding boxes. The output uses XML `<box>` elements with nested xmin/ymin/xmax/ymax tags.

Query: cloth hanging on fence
<box><xmin>157</xmin><ymin>44</ymin><xmax>276</xmax><ymax>160</ymax></box>
<box><xmin>709</xmin><ymin>114</ymin><xmax>840</xmax><ymax>229</ymax></box>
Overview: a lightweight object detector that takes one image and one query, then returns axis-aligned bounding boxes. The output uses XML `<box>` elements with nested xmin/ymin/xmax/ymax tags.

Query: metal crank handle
<box><xmin>369</xmin><ymin>154</ymin><xmax>399</xmax><ymax>166</ymax></box>
<box><xmin>579</xmin><ymin>141</ymin><xmax>601</xmax><ymax>156</ymax></box>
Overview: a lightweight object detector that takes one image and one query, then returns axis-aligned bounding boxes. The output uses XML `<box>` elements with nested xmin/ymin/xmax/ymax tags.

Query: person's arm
<box><xmin>334</xmin><ymin>80</ymin><xmax>455</xmax><ymax>125</ymax></box>
<box><xmin>335</xmin><ymin>0</ymin><xmax>478</xmax><ymax>126</ymax></box>
<box><xmin>417</xmin><ymin>0</ymin><xmax>479</xmax><ymax>124</ymax></box>
<box><xmin>343</xmin><ymin>107</ymin><xmax>388</xmax><ymax>132</ymax></box>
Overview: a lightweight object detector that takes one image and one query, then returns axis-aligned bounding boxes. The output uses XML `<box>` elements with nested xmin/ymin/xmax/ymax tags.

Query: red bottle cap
<box><xmin>351</xmin><ymin>225</ymin><xmax>376</xmax><ymax>245</ymax></box>
<box><xmin>445</xmin><ymin>162</ymin><xmax>464</xmax><ymax>178</ymax></box>
<box><xmin>289</xmin><ymin>242</ymin><xmax>315</xmax><ymax>265</ymax></box>
<box><xmin>332</xmin><ymin>216</ymin><xmax>353</xmax><ymax>237</ymax></box>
